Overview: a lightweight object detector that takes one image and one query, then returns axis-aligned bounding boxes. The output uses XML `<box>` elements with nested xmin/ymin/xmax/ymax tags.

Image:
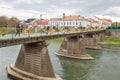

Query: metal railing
<box><xmin>0</xmin><ymin>27</ymin><xmax>105</xmax><ymax>40</ymax></box>
<box><xmin>106</xmin><ymin>26</ymin><xmax>120</xmax><ymax>30</ymax></box>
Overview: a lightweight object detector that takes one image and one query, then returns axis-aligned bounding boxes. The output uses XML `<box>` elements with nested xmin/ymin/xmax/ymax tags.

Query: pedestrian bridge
<box><xmin>0</xmin><ymin>27</ymin><xmax>106</xmax><ymax>80</ymax></box>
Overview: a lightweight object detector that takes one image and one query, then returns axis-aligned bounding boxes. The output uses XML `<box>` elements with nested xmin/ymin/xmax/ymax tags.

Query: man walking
<box><xmin>15</xmin><ymin>23</ymin><xmax>20</xmax><ymax>37</ymax></box>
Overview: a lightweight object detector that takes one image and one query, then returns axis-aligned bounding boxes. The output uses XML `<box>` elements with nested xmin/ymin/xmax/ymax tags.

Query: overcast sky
<box><xmin>0</xmin><ymin>0</ymin><xmax>120</xmax><ymax>22</ymax></box>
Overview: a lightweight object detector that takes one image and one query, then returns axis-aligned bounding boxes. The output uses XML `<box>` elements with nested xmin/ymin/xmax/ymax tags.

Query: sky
<box><xmin>0</xmin><ymin>0</ymin><xmax>120</xmax><ymax>22</ymax></box>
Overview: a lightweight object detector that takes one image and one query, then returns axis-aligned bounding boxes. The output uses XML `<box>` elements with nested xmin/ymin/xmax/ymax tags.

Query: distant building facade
<box><xmin>48</xmin><ymin>14</ymin><xmax>88</xmax><ymax>27</ymax></box>
<box><xmin>28</xmin><ymin>19</ymin><xmax>48</xmax><ymax>27</ymax></box>
<box><xmin>48</xmin><ymin>14</ymin><xmax>112</xmax><ymax>28</ymax></box>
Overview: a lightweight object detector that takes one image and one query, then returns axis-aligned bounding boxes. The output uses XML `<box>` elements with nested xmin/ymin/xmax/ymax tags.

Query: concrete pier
<box><xmin>56</xmin><ymin>36</ymin><xmax>93</xmax><ymax>60</ymax></box>
<box><xmin>84</xmin><ymin>34</ymin><xmax>102</xmax><ymax>50</ymax></box>
<box><xmin>7</xmin><ymin>41</ymin><xmax>62</xmax><ymax>80</ymax></box>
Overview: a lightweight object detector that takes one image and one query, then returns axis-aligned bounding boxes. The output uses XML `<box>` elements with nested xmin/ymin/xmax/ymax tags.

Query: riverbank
<box><xmin>98</xmin><ymin>37</ymin><xmax>120</xmax><ymax>45</ymax></box>
<box><xmin>98</xmin><ymin>42</ymin><xmax>120</xmax><ymax>45</ymax></box>
<box><xmin>52</xmin><ymin>38</ymin><xmax>64</xmax><ymax>42</ymax></box>
<box><xmin>51</xmin><ymin>37</ymin><xmax>120</xmax><ymax>45</ymax></box>
<box><xmin>52</xmin><ymin>38</ymin><xmax>120</xmax><ymax>45</ymax></box>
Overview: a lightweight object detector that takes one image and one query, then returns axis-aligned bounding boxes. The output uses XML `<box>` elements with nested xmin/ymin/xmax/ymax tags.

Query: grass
<box><xmin>52</xmin><ymin>38</ymin><xmax>64</xmax><ymax>42</ymax></box>
<box><xmin>52</xmin><ymin>37</ymin><xmax>120</xmax><ymax>43</ymax></box>
<box><xmin>104</xmin><ymin>38</ymin><xmax>120</xmax><ymax>43</ymax></box>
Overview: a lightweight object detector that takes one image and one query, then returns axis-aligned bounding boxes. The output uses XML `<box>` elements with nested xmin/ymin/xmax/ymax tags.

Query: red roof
<box><xmin>63</xmin><ymin>15</ymin><xmax>80</xmax><ymax>20</ymax></box>
<box><xmin>37</xmin><ymin>20</ymin><xmax>48</xmax><ymax>25</ymax></box>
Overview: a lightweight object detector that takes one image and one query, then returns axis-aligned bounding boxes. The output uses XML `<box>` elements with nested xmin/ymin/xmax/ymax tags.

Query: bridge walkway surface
<box><xmin>0</xmin><ymin>28</ymin><xmax>105</xmax><ymax>40</ymax></box>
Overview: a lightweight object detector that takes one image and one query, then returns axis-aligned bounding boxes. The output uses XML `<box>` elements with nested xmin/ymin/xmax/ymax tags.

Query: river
<box><xmin>0</xmin><ymin>39</ymin><xmax>120</xmax><ymax>80</ymax></box>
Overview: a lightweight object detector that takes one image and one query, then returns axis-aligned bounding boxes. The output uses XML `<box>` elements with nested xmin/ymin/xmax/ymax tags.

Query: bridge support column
<box><xmin>84</xmin><ymin>34</ymin><xmax>102</xmax><ymax>50</ymax></box>
<box><xmin>96</xmin><ymin>33</ymin><xmax>103</xmax><ymax>42</ymax></box>
<box><xmin>7</xmin><ymin>41</ymin><xmax>62</xmax><ymax>80</ymax></box>
<box><xmin>56</xmin><ymin>36</ymin><xmax>93</xmax><ymax>60</ymax></box>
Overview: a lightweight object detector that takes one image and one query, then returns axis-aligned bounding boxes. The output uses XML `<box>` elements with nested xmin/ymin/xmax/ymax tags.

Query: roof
<box><xmin>50</xmin><ymin>15</ymin><xmax>89</xmax><ymax>21</ymax></box>
<box><xmin>63</xmin><ymin>15</ymin><xmax>80</xmax><ymax>20</ymax></box>
<box><xmin>37</xmin><ymin>19</ymin><xmax>48</xmax><ymax>25</ymax></box>
<box><xmin>102</xmin><ymin>18</ymin><xmax>112</xmax><ymax>22</ymax></box>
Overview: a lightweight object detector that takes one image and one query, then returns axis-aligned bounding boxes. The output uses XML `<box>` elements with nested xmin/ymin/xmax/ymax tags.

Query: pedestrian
<box><xmin>15</xmin><ymin>23</ymin><xmax>20</xmax><ymax>37</ymax></box>
<box><xmin>46</xmin><ymin>26</ymin><xmax>50</xmax><ymax>34</ymax></box>
<box><xmin>20</xmin><ymin>23</ymin><xmax>23</xmax><ymax>33</ymax></box>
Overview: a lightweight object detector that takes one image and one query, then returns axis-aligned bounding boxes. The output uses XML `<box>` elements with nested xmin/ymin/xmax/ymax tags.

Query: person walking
<box><xmin>20</xmin><ymin>23</ymin><xmax>23</xmax><ymax>33</ymax></box>
<box><xmin>15</xmin><ymin>23</ymin><xmax>20</xmax><ymax>37</ymax></box>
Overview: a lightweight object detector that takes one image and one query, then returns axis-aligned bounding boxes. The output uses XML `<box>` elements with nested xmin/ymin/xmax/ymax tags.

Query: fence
<box><xmin>106</xmin><ymin>26</ymin><xmax>120</xmax><ymax>30</ymax></box>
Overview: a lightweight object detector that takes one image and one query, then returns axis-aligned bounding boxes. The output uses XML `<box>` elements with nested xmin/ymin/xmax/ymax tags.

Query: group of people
<box><xmin>15</xmin><ymin>22</ymin><xmax>35</xmax><ymax>37</ymax></box>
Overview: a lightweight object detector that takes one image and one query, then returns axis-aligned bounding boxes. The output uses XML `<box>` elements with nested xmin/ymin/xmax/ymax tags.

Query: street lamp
<box><xmin>116</xmin><ymin>20</ymin><xmax>118</xmax><ymax>29</ymax></box>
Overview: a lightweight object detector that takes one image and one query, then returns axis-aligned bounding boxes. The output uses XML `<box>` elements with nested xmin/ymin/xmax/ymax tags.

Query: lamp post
<box><xmin>116</xmin><ymin>20</ymin><xmax>117</xmax><ymax>29</ymax></box>
<box><xmin>40</xmin><ymin>14</ymin><xmax>42</xmax><ymax>35</ymax></box>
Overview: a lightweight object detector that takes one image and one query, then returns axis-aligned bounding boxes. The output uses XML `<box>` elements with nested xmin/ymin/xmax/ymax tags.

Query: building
<box><xmin>48</xmin><ymin>14</ymin><xmax>89</xmax><ymax>28</ymax></box>
<box><xmin>48</xmin><ymin>14</ymin><xmax>112</xmax><ymax>28</ymax></box>
<box><xmin>93</xmin><ymin>16</ymin><xmax>112</xmax><ymax>28</ymax></box>
<box><xmin>28</xmin><ymin>19</ymin><xmax>48</xmax><ymax>28</ymax></box>
<box><xmin>101</xmin><ymin>18</ymin><xmax>112</xmax><ymax>28</ymax></box>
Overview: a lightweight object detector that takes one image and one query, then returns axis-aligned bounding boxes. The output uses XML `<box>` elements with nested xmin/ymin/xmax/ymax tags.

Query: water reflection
<box><xmin>0</xmin><ymin>40</ymin><xmax>120</xmax><ymax>80</ymax></box>
<box><xmin>0</xmin><ymin>45</ymin><xmax>20</xmax><ymax>80</ymax></box>
<box><xmin>58</xmin><ymin>57</ymin><xmax>94</xmax><ymax>80</ymax></box>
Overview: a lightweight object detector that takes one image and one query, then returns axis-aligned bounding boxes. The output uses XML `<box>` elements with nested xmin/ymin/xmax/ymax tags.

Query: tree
<box><xmin>112</xmin><ymin>22</ymin><xmax>120</xmax><ymax>27</ymax></box>
<box><xmin>7</xmin><ymin>17</ymin><xmax>19</xmax><ymax>27</ymax></box>
<box><xmin>0</xmin><ymin>16</ymin><xmax>8</xmax><ymax>27</ymax></box>
<box><xmin>118</xmin><ymin>22</ymin><xmax>120</xmax><ymax>27</ymax></box>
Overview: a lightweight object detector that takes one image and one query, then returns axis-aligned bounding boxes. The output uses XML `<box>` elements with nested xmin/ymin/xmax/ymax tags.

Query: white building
<box><xmin>48</xmin><ymin>14</ymin><xmax>89</xmax><ymax>28</ymax></box>
<box><xmin>48</xmin><ymin>14</ymin><xmax>112</xmax><ymax>28</ymax></box>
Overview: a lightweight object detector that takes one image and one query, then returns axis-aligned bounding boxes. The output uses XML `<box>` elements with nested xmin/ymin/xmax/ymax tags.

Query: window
<box><xmin>67</xmin><ymin>22</ymin><xmax>69</xmax><ymax>25</ymax></box>
<box><xmin>79</xmin><ymin>22</ymin><xmax>81</xmax><ymax>25</ymax></box>
<box><xmin>76</xmin><ymin>22</ymin><xmax>78</xmax><ymax>25</ymax></box>
<box><xmin>64</xmin><ymin>22</ymin><xmax>65</xmax><ymax>25</ymax></box>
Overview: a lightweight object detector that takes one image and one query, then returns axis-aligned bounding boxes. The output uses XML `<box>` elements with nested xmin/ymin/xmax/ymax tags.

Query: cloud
<box><xmin>6</xmin><ymin>0</ymin><xmax>44</xmax><ymax>4</ymax></box>
<box><xmin>0</xmin><ymin>0</ymin><xmax>120</xmax><ymax>22</ymax></box>
<box><xmin>103</xmin><ymin>7</ymin><xmax>120</xmax><ymax>17</ymax></box>
<box><xmin>62</xmin><ymin>0</ymin><xmax>80</xmax><ymax>5</ymax></box>
<box><xmin>45</xmin><ymin>5</ymin><xmax>80</xmax><ymax>18</ymax></box>
<box><xmin>0</xmin><ymin>4</ymin><xmax>13</xmax><ymax>9</ymax></box>
<box><xmin>96</xmin><ymin>15</ymin><xmax>120</xmax><ymax>22</ymax></box>
<box><xmin>0</xmin><ymin>4</ymin><xmax>42</xmax><ymax>19</ymax></box>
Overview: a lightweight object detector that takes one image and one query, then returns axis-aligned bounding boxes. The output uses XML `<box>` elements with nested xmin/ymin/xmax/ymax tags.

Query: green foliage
<box><xmin>0</xmin><ymin>27</ymin><xmax>14</xmax><ymax>35</ymax></box>
<box><xmin>52</xmin><ymin>38</ymin><xmax>64</xmax><ymax>42</ymax></box>
<box><xmin>112</xmin><ymin>22</ymin><xmax>120</xmax><ymax>27</ymax></box>
<box><xmin>104</xmin><ymin>38</ymin><xmax>120</xmax><ymax>42</ymax></box>
<box><xmin>107</xmin><ymin>22</ymin><xmax>120</xmax><ymax>30</ymax></box>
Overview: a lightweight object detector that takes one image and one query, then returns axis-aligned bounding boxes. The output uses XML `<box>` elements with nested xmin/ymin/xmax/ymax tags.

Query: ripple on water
<box><xmin>1</xmin><ymin>41</ymin><xmax>120</xmax><ymax>80</ymax></box>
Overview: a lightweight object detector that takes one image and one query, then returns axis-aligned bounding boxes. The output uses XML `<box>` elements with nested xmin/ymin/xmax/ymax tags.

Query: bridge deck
<box><xmin>0</xmin><ymin>30</ymin><xmax>105</xmax><ymax>40</ymax></box>
<box><xmin>0</xmin><ymin>29</ymin><xmax>106</xmax><ymax>47</ymax></box>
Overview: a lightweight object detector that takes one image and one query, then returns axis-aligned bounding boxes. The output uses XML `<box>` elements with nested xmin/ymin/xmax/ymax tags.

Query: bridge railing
<box><xmin>0</xmin><ymin>27</ymin><xmax>105</xmax><ymax>40</ymax></box>
<box><xmin>106</xmin><ymin>26</ymin><xmax>120</xmax><ymax>30</ymax></box>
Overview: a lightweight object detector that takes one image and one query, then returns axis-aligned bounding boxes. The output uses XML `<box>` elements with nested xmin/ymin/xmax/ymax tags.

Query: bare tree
<box><xmin>0</xmin><ymin>16</ymin><xmax>8</xmax><ymax>27</ymax></box>
<box><xmin>7</xmin><ymin>17</ymin><xmax>19</xmax><ymax>27</ymax></box>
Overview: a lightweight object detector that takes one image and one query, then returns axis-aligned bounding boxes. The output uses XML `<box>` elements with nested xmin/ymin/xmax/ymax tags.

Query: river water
<box><xmin>0</xmin><ymin>39</ymin><xmax>120</xmax><ymax>80</ymax></box>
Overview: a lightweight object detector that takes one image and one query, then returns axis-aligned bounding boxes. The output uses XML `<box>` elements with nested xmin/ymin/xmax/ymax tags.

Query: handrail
<box><xmin>0</xmin><ymin>27</ymin><xmax>105</xmax><ymax>40</ymax></box>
